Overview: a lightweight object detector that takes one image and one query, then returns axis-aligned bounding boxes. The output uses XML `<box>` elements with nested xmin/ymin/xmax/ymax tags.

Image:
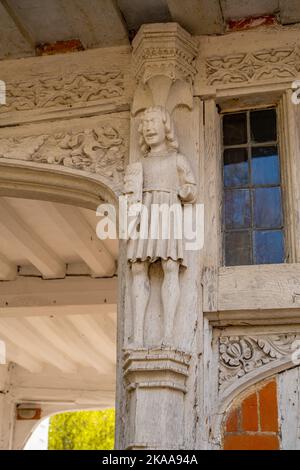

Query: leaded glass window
<box><xmin>222</xmin><ymin>108</ymin><xmax>285</xmax><ymax>266</ymax></box>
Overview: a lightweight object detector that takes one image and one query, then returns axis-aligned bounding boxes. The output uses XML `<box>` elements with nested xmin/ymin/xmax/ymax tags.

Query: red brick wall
<box><xmin>223</xmin><ymin>380</ymin><xmax>280</xmax><ymax>450</ymax></box>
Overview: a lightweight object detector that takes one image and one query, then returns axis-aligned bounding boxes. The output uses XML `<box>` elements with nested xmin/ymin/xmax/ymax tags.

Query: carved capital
<box><xmin>123</xmin><ymin>347</ymin><xmax>191</xmax><ymax>393</ymax></box>
<box><xmin>131</xmin><ymin>23</ymin><xmax>198</xmax><ymax>114</ymax></box>
<box><xmin>133</xmin><ymin>23</ymin><xmax>198</xmax><ymax>85</ymax></box>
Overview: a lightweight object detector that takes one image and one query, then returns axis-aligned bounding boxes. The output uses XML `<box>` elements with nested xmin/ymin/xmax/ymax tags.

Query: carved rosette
<box><xmin>219</xmin><ymin>334</ymin><xmax>300</xmax><ymax>392</ymax></box>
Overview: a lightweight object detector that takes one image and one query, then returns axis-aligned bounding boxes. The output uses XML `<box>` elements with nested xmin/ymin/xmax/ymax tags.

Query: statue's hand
<box><xmin>178</xmin><ymin>184</ymin><xmax>197</xmax><ymax>203</ymax></box>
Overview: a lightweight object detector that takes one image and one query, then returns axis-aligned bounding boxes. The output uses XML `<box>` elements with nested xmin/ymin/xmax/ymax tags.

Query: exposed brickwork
<box><xmin>259</xmin><ymin>381</ymin><xmax>279</xmax><ymax>432</ymax></box>
<box><xmin>223</xmin><ymin>379</ymin><xmax>280</xmax><ymax>450</ymax></box>
<box><xmin>36</xmin><ymin>39</ymin><xmax>84</xmax><ymax>56</ymax></box>
<box><xmin>227</xmin><ymin>15</ymin><xmax>278</xmax><ymax>32</ymax></box>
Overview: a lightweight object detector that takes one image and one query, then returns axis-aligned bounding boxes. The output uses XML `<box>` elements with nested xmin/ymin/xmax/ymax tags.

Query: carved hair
<box><xmin>138</xmin><ymin>106</ymin><xmax>179</xmax><ymax>156</ymax></box>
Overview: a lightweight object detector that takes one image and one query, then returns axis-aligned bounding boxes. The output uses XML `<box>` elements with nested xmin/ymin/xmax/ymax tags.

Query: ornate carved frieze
<box><xmin>219</xmin><ymin>334</ymin><xmax>300</xmax><ymax>391</ymax></box>
<box><xmin>206</xmin><ymin>47</ymin><xmax>300</xmax><ymax>86</ymax></box>
<box><xmin>0</xmin><ymin>124</ymin><xmax>127</xmax><ymax>184</ymax></box>
<box><xmin>0</xmin><ymin>70</ymin><xmax>124</xmax><ymax>113</ymax></box>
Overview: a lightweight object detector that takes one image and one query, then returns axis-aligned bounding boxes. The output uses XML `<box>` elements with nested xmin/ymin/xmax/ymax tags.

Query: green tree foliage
<box><xmin>48</xmin><ymin>409</ymin><xmax>115</xmax><ymax>450</ymax></box>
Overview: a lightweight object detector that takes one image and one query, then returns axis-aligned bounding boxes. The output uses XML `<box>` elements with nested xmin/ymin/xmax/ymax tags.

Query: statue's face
<box><xmin>142</xmin><ymin>111</ymin><xmax>166</xmax><ymax>148</ymax></box>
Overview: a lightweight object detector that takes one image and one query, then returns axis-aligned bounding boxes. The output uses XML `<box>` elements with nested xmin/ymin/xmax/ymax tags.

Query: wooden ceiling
<box><xmin>1</xmin><ymin>0</ymin><xmax>300</xmax><ymax>60</ymax></box>
<box><xmin>0</xmin><ymin>196</ymin><xmax>118</xmax><ymax>376</ymax></box>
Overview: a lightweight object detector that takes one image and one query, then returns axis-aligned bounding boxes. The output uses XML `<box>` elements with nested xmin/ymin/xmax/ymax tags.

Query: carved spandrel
<box><xmin>219</xmin><ymin>334</ymin><xmax>300</xmax><ymax>392</ymax></box>
<box><xmin>0</xmin><ymin>125</ymin><xmax>127</xmax><ymax>184</ymax></box>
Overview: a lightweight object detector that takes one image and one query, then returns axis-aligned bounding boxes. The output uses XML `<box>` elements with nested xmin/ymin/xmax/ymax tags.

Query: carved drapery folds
<box><xmin>219</xmin><ymin>334</ymin><xmax>300</xmax><ymax>393</ymax></box>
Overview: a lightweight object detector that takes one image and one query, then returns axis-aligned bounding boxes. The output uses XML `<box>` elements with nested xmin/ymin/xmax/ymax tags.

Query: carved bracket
<box><xmin>132</xmin><ymin>23</ymin><xmax>198</xmax><ymax>115</ymax></box>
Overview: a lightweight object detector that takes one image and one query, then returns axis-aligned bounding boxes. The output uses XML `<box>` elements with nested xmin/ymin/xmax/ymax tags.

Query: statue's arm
<box><xmin>177</xmin><ymin>154</ymin><xmax>197</xmax><ymax>204</ymax></box>
<box><xmin>123</xmin><ymin>162</ymin><xmax>143</xmax><ymax>204</ymax></box>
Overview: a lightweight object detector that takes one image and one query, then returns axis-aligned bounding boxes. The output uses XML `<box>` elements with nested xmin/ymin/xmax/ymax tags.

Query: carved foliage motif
<box><xmin>219</xmin><ymin>334</ymin><xmax>300</xmax><ymax>390</ymax></box>
<box><xmin>0</xmin><ymin>126</ymin><xmax>126</xmax><ymax>183</ymax></box>
<box><xmin>0</xmin><ymin>70</ymin><xmax>124</xmax><ymax>113</ymax></box>
<box><xmin>206</xmin><ymin>47</ymin><xmax>300</xmax><ymax>85</ymax></box>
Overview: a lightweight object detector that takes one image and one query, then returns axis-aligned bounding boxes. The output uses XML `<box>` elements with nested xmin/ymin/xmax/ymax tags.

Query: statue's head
<box><xmin>138</xmin><ymin>106</ymin><xmax>179</xmax><ymax>156</ymax></box>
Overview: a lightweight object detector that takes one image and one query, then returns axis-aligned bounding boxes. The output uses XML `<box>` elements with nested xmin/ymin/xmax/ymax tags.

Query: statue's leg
<box><xmin>161</xmin><ymin>259</ymin><xmax>180</xmax><ymax>344</ymax></box>
<box><xmin>131</xmin><ymin>261</ymin><xmax>150</xmax><ymax>346</ymax></box>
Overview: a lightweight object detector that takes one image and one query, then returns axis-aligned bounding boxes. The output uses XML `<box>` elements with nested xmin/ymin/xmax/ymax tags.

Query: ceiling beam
<box><xmin>0</xmin><ymin>253</ymin><xmax>17</xmax><ymax>281</ymax></box>
<box><xmin>61</xmin><ymin>0</ymin><xmax>129</xmax><ymax>48</ymax></box>
<box><xmin>4</xmin><ymin>339</ymin><xmax>43</xmax><ymax>373</ymax></box>
<box><xmin>12</xmin><ymin>386</ymin><xmax>115</xmax><ymax>407</ymax></box>
<box><xmin>167</xmin><ymin>0</ymin><xmax>225</xmax><ymax>35</ymax></box>
<box><xmin>68</xmin><ymin>315</ymin><xmax>116</xmax><ymax>363</ymax></box>
<box><xmin>0</xmin><ymin>200</ymin><xmax>65</xmax><ymax>279</ymax></box>
<box><xmin>280</xmin><ymin>0</ymin><xmax>300</xmax><ymax>25</ymax></box>
<box><xmin>0</xmin><ymin>0</ymin><xmax>34</xmax><ymax>60</ymax></box>
<box><xmin>0</xmin><ymin>276</ymin><xmax>117</xmax><ymax>310</ymax></box>
<box><xmin>118</xmin><ymin>0</ymin><xmax>171</xmax><ymax>32</ymax></box>
<box><xmin>52</xmin><ymin>316</ymin><xmax>114</xmax><ymax>374</ymax></box>
<box><xmin>47</xmin><ymin>203</ymin><xmax>116</xmax><ymax>277</ymax></box>
<box><xmin>220</xmin><ymin>0</ymin><xmax>279</xmax><ymax>21</ymax></box>
<box><xmin>25</xmin><ymin>316</ymin><xmax>113</xmax><ymax>374</ymax></box>
<box><xmin>0</xmin><ymin>318</ymin><xmax>77</xmax><ymax>373</ymax></box>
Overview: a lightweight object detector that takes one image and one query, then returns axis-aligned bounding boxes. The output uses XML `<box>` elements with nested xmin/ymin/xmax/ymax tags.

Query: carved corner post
<box><xmin>115</xmin><ymin>23</ymin><xmax>202</xmax><ymax>450</ymax></box>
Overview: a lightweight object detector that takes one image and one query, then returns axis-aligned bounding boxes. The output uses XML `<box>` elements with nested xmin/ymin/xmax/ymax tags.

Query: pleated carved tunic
<box><xmin>127</xmin><ymin>151</ymin><xmax>196</xmax><ymax>267</ymax></box>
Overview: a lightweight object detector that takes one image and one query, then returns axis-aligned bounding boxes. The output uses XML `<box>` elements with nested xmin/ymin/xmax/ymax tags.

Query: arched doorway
<box><xmin>0</xmin><ymin>163</ymin><xmax>119</xmax><ymax>449</ymax></box>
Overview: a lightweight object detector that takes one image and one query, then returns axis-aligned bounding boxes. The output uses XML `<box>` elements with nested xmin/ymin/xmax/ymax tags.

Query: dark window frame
<box><xmin>222</xmin><ymin>107</ymin><xmax>285</xmax><ymax>266</ymax></box>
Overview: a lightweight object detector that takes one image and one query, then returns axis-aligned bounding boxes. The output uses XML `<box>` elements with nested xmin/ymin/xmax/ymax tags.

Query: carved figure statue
<box><xmin>124</xmin><ymin>106</ymin><xmax>197</xmax><ymax>346</ymax></box>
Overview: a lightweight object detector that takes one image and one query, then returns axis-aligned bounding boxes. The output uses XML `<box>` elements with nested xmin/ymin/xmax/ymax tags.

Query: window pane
<box><xmin>253</xmin><ymin>230</ymin><xmax>284</xmax><ymax>264</ymax></box>
<box><xmin>225</xmin><ymin>189</ymin><xmax>251</xmax><ymax>229</ymax></box>
<box><xmin>250</xmin><ymin>109</ymin><xmax>277</xmax><ymax>143</ymax></box>
<box><xmin>251</xmin><ymin>146</ymin><xmax>280</xmax><ymax>185</ymax></box>
<box><xmin>254</xmin><ymin>187</ymin><xmax>283</xmax><ymax>229</ymax></box>
<box><xmin>223</xmin><ymin>113</ymin><xmax>247</xmax><ymax>145</ymax></box>
<box><xmin>224</xmin><ymin>148</ymin><xmax>248</xmax><ymax>187</ymax></box>
<box><xmin>225</xmin><ymin>231</ymin><xmax>251</xmax><ymax>266</ymax></box>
